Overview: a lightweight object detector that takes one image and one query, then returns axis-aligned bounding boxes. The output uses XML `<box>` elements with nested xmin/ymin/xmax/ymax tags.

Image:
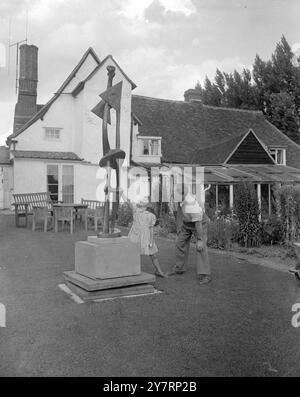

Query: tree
<box><xmin>194</xmin><ymin>35</ymin><xmax>300</xmax><ymax>144</ymax></box>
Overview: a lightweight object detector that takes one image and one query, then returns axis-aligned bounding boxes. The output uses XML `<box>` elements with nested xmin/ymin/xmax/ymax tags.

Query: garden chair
<box><xmin>87</xmin><ymin>206</ymin><xmax>104</xmax><ymax>232</ymax></box>
<box><xmin>54</xmin><ymin>207</ymin><xmax>75</xmax><ymax>234</ymax></box>
<box><xmin>32</xmin><ymin>206</ymin><xmax>53</xmax><ymax>232</ymax></box>
<box><xmin>80</xmin><ymin>199</ymin><xmax>104</xmax><ymax>232</ymax></box>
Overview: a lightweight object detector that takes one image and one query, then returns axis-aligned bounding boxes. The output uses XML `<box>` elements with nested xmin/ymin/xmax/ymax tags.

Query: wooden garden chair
<box><xmin>32</xmin><ymin>206</ymin><xmax>53</xmax><ymax>232</ymax></box>
<box><xmin>54</xmin><ymin>206</ymin><xmax>75</xmax><ymax>234</ymax></box>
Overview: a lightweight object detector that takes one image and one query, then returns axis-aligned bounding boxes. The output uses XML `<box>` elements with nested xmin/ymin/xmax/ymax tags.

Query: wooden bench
<box><xmin>81</xmin><ymin>199</ymin><xmax>105</xmax><ymax>232</ymax></box>
<box><xmin>12</xmin><ymin>192</ymin><xmax>53</xmax><ymax>228</ymax></box>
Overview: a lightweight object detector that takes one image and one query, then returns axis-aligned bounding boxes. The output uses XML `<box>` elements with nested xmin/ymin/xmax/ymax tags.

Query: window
<box><xmin>47</xmin><ymin>165</ymin><xmax>59</xmax><ymax>202</ymax></box>
<box><xmin>269</xmin><ymin>148</ymin><xmax>286</xmax><ymax>165</ymax></box>
<box><xmin>141</xmin><ymin>138</ymin><xmax>161</xmax><ymax>156</ymax></box>
<box><xmin>62</xmin><ymin>165</ymin><xmax>74</xmax><ymax>204</ymax></box>
<box><xmin>47</xmin><ymin>164</ymin><xmax>74</xmax><ymax>203</ymax></box>
<box><xmin>45</xmin><ymin>128</ymin><xmax>61</xmax><ymax>140</ymax></box>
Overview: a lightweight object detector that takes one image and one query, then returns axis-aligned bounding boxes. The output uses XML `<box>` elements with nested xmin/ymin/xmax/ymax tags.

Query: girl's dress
<box><xmin>128</xmin><ymin>207</ymin><xmax>158</xmax><ymax>255</ymax></box>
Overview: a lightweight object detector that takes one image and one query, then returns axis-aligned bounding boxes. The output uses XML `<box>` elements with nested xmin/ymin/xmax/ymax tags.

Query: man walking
<box><xmin>168</xmin><ymin>186</ymin><xmax>211</xmax><ymax>285</ymax></box>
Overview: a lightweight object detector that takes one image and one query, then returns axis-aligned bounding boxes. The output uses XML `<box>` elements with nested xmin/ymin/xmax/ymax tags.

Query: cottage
<box><xmin>2</xmin><ymin>44</ymin><xmax>300</xmax><ymax>216</ymax></box>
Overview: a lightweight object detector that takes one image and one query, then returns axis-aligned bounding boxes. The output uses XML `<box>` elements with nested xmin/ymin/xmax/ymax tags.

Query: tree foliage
<box><xmin>195</xmin><ymin>36</ymin><xmax>300</xmax><ymax>144</ymax></box>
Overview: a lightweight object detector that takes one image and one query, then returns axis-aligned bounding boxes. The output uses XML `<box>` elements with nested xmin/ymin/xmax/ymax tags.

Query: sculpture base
<box><xmin>75</xmin><ymin>236</ymin><xmax>140</xmax><ymax>279</ymax></box>
<box><xmin>97</xmin><ymin>230</ymin><xmax>122</xmax><ymax>238</ymax></box>
<box><xmin>63</xmin><ymin>271</ymin><xmax>156</xmax><ymax>301</ymax></box>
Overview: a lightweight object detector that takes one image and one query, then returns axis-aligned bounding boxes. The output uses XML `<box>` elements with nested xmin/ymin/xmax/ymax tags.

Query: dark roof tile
<box><xmin>132</xmin><ymin>95</ymin><xmax>300</xmax><ymax>169</ymax></box>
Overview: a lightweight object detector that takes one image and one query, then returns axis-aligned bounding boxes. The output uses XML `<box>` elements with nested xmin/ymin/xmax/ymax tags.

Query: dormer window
<box><xmin>269</xmin><ymin>147</ymin><xmax>286</xmax><ymax>165</ymax></box>
<box><xmin>45</xmin><ymin>127</ymin><xmax>61</xmax><ymax>140</ymax></box>
<box><xmin>140</xmin><ymin>137</ymin><xmax>161</xmax><ymax>156</ymax></box>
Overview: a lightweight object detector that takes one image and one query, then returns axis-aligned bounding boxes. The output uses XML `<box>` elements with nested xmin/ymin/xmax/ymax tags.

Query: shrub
<box><xmin>157</xmin><ymin>212</ymin><xmax>177</xmax><ymax>236</ymax></box>
<box><xmin>207</xmin><ymin>217</ymin><xmax>239</xmax><ymax>250</ymax></box>
<box><xmin>117</xmin><ymin>202</ymin><xmax>133</xmax><ymax>226</ymax></box>
<box><xmin>261</xmin><ymin>216</ymin><xmax>284</xmax><ymax>245</ymax></box>
<box><xmin>234</xmin><ymin>182</ymin><xmax>261</xmax><ymax>248</ymax></box>
<box><xmin>273</xmin><ymin>184</ymin><xmax>300</xmax><ymax>244</ymax></box>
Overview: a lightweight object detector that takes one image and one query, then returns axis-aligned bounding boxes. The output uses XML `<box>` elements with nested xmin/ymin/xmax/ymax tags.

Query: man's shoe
<box><xmin>166</xmin><ymin>269</ymin><xmax>185</xmax><ymax>276</ymax></box>
<box><xmin>198</xmin><ymin>275</ymin><xmax>212</xmax><ymax>285</ymax></box>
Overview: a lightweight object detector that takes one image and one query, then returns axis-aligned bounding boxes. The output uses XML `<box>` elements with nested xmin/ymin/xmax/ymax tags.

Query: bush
<box><xmin>234</xmin><ymin>182</ymin><xmax>261</xmax><ymax>248</ymax></box>
<box><xmin>117</xmin><ymin>202</ymin><xmax>133</xmax><ymax>226</ymax></box>
<box><xmin>157</xmin><ymin>212</ymin><xmax>177</xmax><ymax>235</ymax></box>
<box><xmin>207</xmin><ymin>217</ymin><xmax>239</xmax><ymax>250</ymax></box>
<box><xmin>273</xmin><ymin>184</ymin><xmax>300</xmax><ymax>244</ymax></box>
<box><xmin>261</xmin><ymin>216</ymin><xmax>284</xmax><ymax>245</ymax></box>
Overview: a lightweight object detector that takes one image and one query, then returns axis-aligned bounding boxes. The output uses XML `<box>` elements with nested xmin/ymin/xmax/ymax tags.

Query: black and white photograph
<box><xmin>0</xmin><ymin>0</ymin><xmax>300</xmax><ymax>381</ymax></box>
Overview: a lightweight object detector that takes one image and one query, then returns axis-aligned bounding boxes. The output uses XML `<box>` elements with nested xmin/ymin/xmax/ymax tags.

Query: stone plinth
<box><xmin>75</xmin><ymin>236</ymin><xmax>140</xmax><ymax>280</ymax></box>
<box><xmin>63</xmin><ymin>271</ymin><xmax>156</xmax><ymax>301</ymax></box>
<box><xmin>62</xmin><ymin>236</ymin><xmax>157</xmax><ymax>303</ymax></box>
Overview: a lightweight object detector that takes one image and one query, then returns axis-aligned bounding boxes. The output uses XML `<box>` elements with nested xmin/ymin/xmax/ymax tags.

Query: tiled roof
<box><xmin>0</xmin><ymin>146</ymin><xmax>10</xmax><ymax>164</ymax></box>
<box><xmin>191</xmin><ymin>133</ymin><xmax>246</xmax><ymax>164</ymax></box>
<box><xmin>132</xmin><ymin>95</ymin><xmax>300</xmax><ymax>169</ymax></box>
<box><xmin>8</xmin><ymin>51</ymin><xmax>137</xmax><ymax>142</ymax></box>
<box><xmin>12</xmin><ymin>151</ymin><xmax>82</xmax><ymax>161</ymax></box>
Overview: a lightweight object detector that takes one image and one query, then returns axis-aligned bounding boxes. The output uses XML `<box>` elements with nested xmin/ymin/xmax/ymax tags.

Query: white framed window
<box><xmin>47</xmin><ymin>164</ymin><xmax>74</xmax><ymax>203</ymax></box>
<box><xmin>45</xmin><ymin>127</ymin><xmax>61</xmax><ymax>140</ymax></box>
<box><xmin>269</xmin><ymin>148</ymin><xmax>286</xmax><ymax>165</ymax></box>
<box><xmin>140</xmin><ymin>137</ymin><xmax>161</xmax><ymax>156</ymax></box>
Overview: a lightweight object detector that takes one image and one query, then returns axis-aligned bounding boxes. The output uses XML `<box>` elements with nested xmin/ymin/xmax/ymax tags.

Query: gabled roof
<box><xmin>8</xmin><ymin>47</ymin><xmax>101</xmax><ymax>142</ymax></box>
<box><xmin>8</xmin><ymin>47</ymin><xmax>137</xmax><ymax>143</ymax></box>
<box><xmin>132</xmin><ymin>95</ymin><xmax>300</xmax><ymax>169</ymax></box>
<box><xmin>12</xmin><ymin>151</ymin><xmax>82</xmax><ymax>161</ymax></box>
<box><xmin>71</xmin><ymin>54</ymin><xmax>137</xmax><ymax>97</ymax></box>
<box><xmin>224</xmin><ymin>129</ymin><xmax>275</xmax><ymax>164</ymax></box>
<box><xmin>192</xmin><ymin>132</ymin><xmax>247</xmax><ymax>164</ymax></box>
<box><xmin>0</xmin><ymin>146</ymin><xmax>10</xmax><ymax>164</ymax></box>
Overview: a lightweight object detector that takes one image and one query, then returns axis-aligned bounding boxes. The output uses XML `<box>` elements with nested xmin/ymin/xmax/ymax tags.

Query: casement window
<box><xmin>45</xmin><ymin>127</ymin><xmax>61</xmax><ymax>140</ymax></box>
<box><xmin>140</xmin><ymin>137</ymin><xmax>161</xmax><ymax>156</ymax></box>
<box><xmin>47</xmin><ymin>164</ymin><xmax>74</xmax><ymax>203</ymax></box>
<box><xmin>269</xmin><ymin>148</ymin><xmax>286</xmax><ymax>165</ymax></box>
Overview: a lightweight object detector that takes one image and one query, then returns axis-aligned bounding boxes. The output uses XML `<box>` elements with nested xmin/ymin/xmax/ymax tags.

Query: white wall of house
<box><xmin>13</xmin><ymin>158</ymin><xmax>108</xmax><ymax>203</ymax></box>
<box><xmin>15</xmin><ymin>95</ymin><xmax>75</xmax><ymax>153</ymax></box>
<box><xmin>0</xmin><ymin>165</ymin><xmax>13</xmax><ymax>209</ymax></box>
<box><xmin>14</xmin><ymin>159</ymin><xmax>47</xmax><ymax>194</ymax></box>
<box><xmin>75</xmin><ymin>162</ymin><xmax>103</xmax><ymax>202</ymax></box>
<box><xmin>62</xmin><ymin>53</ymin><xmax>99</xmax><ymax>94</ymax></box>
<box><xmin>10</xmin><ymin>52</ymin><xmax>139</xmax><ymax>203</ymax></box>
<box><xmin>14</xmin><ymin>56</ymin><xmax>134</xmax><ymax>167</ymax></box>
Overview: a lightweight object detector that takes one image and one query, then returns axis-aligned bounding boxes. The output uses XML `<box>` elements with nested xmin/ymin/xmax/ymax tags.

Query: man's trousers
<box><xmin>174</xmin><ymin>221</ymin><xmax>210</xmax><ymax>276</ymax></box>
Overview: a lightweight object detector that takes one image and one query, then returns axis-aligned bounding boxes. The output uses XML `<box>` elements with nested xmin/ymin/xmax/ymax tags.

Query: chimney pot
<box><xmin>184</xmin><ymin>88</ymin><xmax>202</xmax><ymax>103</ymax></box>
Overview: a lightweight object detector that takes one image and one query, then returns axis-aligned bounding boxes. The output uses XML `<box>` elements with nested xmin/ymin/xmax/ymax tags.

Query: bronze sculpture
<box><xmin>91</xmin><ymin>65</ymin><xmax>125</xmax><ymax>236</ymax></box>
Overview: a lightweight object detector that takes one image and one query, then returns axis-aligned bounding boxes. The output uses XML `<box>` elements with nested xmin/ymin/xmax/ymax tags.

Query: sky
<box><xmin>0</xmin><ymin>0</ymin><xmax>300</xmax><ymax>145</ymax></box>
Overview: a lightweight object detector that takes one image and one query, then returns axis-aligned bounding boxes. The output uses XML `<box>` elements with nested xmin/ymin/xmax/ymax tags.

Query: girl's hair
<box><xmin>146</xmin><ymin>205</ymin><xmax>159</xmax><ymax>226</ymax></box>
<box><xmin>146</xmin><ymin>205</ymin><xmax>155</xmax><ymax>215</ymax></box>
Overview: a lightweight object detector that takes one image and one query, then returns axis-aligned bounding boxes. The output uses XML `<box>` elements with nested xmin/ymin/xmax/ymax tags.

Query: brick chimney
<box><xmin>184</xmin><ymin>88</ymin><xmax>202</xmax><ymax>103</ymax></box>
<box><xmin>13</xmin><ymin>44</ymin><xmax>38</xmax><ymax>133</ymax></box>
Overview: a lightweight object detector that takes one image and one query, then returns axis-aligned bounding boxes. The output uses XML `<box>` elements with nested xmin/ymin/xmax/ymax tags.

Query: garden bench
<box><xmin>81</xmin><ymin>199</ymin><xmax>105</xmax><ymax>232</ymax></box>
<box><xmin>12</xmin><ymin>192</ymin><xmax>53</xmax><ymax>228</ymax></box>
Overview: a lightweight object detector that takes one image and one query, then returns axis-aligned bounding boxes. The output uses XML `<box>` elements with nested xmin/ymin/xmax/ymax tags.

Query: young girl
<box><xmin>128</xmin><ymin>198</ymin><xmax>166</xmax><ymax>277</ymax></box>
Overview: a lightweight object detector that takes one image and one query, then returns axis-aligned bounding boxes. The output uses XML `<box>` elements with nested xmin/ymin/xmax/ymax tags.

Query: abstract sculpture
<box><xmin>91</xmin><ymin>65</ymin><xmax>125</xmax><ymax>236</ymax></box>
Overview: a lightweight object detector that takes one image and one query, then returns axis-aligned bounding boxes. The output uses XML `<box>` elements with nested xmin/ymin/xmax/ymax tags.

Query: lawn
<box><xmin>0</xmin><ymin>213</ymin><xmax>300</xmax><ymax>377</ymax></box>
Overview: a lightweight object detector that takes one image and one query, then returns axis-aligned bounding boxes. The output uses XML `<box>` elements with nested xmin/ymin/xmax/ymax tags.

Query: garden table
<box><xmin>52</xmin><ymin>203</ymin><xmax>88</xmax><ymax>233</ymax></box>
